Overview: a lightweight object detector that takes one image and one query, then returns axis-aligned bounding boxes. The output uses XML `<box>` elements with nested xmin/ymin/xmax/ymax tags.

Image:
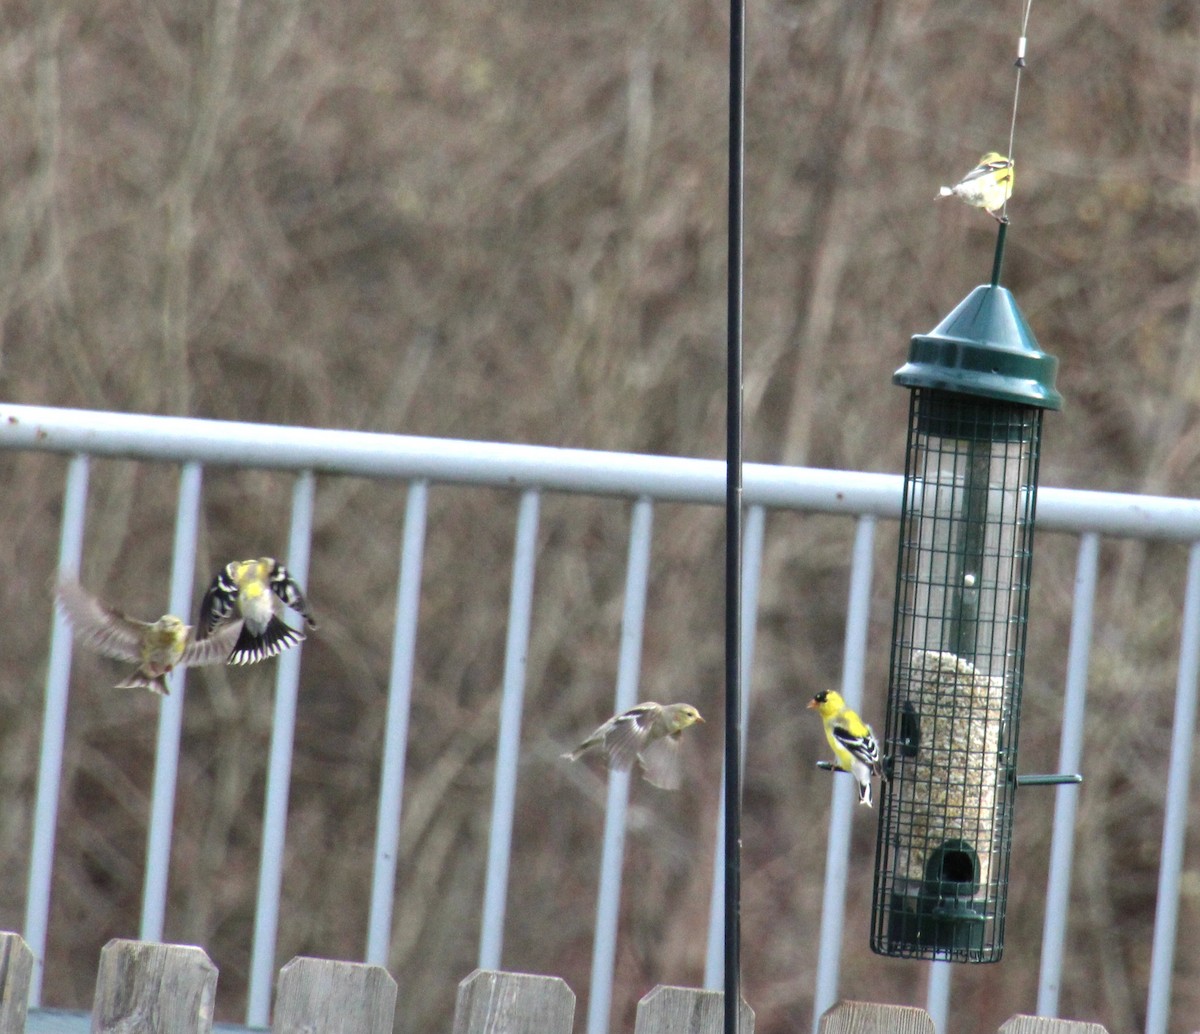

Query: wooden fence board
<box><xmin>634</xmin><ymin>986</ymin><xmax>754</xmax><ymax>1034</ymax></box>
<box><xmin>1</xmin><ymin>933</ymin><xmax>34</xmax><ymax>1034</ymax></box>
<box><xmin>999</xmin><ymin>1015</ymin><xmax>1110</xmax><ymax>1034</ymax></box>
<box><xmin>818</xmin><ymin>1001</ymin><xmax>935</xmax><ymax>1034</ymax></box>
<box><xmin>452</xmin><ymin>970</ymin><xmax>574</xmax><ymax>1034</ymax></box>
<box><xmin>90</xmin><ymin>940</ymin><xmax>216</xmax><ymax>1034</ymax></box>
<box><xmin>274</xmin><ymin>956</ymin><xmax>396</xmax><ymax>1034</ymax></box>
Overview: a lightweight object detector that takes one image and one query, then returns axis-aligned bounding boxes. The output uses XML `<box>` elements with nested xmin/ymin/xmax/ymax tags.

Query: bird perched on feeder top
<box><xmin>937</xmin><ymin>152</ymin><xmax>1014</xmax><ymax>223</ymax></box>
<box><xmin>808</xmin><ymin>689</ymin><xmax>883</xmax><ymax>807</ymax></box>
<box><xmin>563</xmin><ymin>702</ymin><xmax>704</xmax><ymax>790</ymax></box>
<box><xmin>197</xmin><ymin>558</ymin><xmax>316</xmax><ymax>665</ymax></box>
<box><xmin>55</xmin><ymin>579</ymin><xmax>242</xmax><ymax>695</ymax></box>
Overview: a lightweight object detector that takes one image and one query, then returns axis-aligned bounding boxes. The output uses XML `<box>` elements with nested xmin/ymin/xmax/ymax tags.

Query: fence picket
<box><xmin>999</xmin><ymin>1016</ymin><xmax>1110</xmax><ymax>1033</ymax></box>
<box><xmin>452</xmin><ymin>970</ymin><xmax>574</xmax><ymax>1034</ymax></box>
<box><xmin>0</xmin><ymin>933</ymin><xmax>33</xmax><ymax>1034</ymax></box>
<box><xmin>635</xmin><ymin>986</ymin><xmax>755</xmax><ymax>1034</ymax></box>
<box><xmin>818</xmin><ymin>1000</ymin><xmax>934</xmax><ymax>1033</ymax></box>
<box><xmin>273</xmin><ymin>956</ymin><xmax>397</xmax><ymax>1034</ymax></box>
<box><xmin>90</xmin><ymin>940</ymin><xmax>216</xmax><ymax>1034</ymax></box>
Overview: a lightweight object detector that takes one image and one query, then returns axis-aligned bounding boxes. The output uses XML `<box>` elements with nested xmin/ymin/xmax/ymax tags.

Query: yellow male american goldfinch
<box><xmin>937</xmin><ymin>152</ymin><xmax>1014</xmax><ymax>223</ymax></box>
<box><xmin>197</xmin><ymin>558</ymin><xmax>316</xmax><ymax>665</ymax></box>
<box><xmin>563</xmin><ymin>702</ymin><xmax>704</xmax><ymax>791</ymax></box>
<box><xmin>808</xmin><ymin>689</ymin><xmax>883</xmax><ymax>807</ymax></box>
<box><xmin>56</xmin><ymin>580</ymin><xmax>242</xmax><ymax>695</ymax></box>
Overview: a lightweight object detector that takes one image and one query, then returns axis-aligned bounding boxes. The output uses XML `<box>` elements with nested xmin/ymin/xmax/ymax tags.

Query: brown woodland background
<box><xmin>0</xmin><ymin>1</ymin><xmax>1198</xmax><ymax>1032</ymax></box>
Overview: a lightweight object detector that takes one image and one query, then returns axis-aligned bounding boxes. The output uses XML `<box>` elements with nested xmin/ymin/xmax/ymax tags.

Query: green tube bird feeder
<box><xmin>870</xmin><ymin>272</ymin><xmax>1063</xmax><ymax>963</ymax></box>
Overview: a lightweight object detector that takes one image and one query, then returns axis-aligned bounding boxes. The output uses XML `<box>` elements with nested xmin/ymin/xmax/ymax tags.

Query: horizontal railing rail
<box><xmin>5</xmin><ymin>402</ymin><xmax>1200</xmax><ymax>537</ymax></box>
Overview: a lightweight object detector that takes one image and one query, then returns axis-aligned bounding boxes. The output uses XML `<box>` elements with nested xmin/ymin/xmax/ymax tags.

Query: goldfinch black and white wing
<box><xmin>197</xmin><ymin>565</ymin><xmax>241</xmax><ymax>637</ymax></box>
<box><xmin>268</xmin><ymin>563</ymin><xmax>318</xmax><ymax>630</ymax></box>
<box><xmin>831</xmin><ymin>720</ymin><xmax>882</xmax><ymax>776</ymax></box>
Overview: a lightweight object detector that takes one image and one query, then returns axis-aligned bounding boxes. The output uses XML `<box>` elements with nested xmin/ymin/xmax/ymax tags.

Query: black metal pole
<box><xmin>724</xmin><ymin>0</ymin><xmax>744</xmax><ymax>1023</ymax></box>
<box><xmin>990</xmin><ymin>220</ymin><xmax>1008</xmax><ymax>287</ymax></box>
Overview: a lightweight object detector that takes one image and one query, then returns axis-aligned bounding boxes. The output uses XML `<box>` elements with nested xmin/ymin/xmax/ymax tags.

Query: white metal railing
<box><xmin>3</xmin><ymin>402</ymin><xmax>1198</xmax><ymax>1034</ymax></box>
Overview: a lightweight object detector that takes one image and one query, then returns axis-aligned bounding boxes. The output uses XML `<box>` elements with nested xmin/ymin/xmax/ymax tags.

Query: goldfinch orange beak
<box><xmin>807</xmin><ymin>698</ymin><xmax>819</xmax><ymax>709</ymax></box>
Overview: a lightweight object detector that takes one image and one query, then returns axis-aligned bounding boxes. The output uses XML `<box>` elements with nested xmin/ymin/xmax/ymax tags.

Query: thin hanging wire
<box><xmin>1001</xmin><ymin>0</ymin><xmax>1035</xmax><ymax>221</ymax></box>
<box><xmin>994</xmin><ymin>0</ymin><xmax>1036</xmax><ymax>283</ymax></box>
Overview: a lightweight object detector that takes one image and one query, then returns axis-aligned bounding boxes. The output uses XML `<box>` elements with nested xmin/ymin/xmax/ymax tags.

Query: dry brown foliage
<box><xmin>0</xmin><ymin>0</ymin><xmax>1198</xmax><ymax>1032</ymax></box>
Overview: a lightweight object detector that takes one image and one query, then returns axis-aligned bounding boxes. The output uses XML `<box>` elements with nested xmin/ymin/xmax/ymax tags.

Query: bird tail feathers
<box><xmin>227</xmin><ymin>617</ymin><xmax>305</xmax><ymax>665</ymax></box>
<box><xmin>115</xmin><ymin>671</ymin><xmax>170</xmax><ymax>696</ymax></box>
<box><xmin>856</xmin><ymin>778</ymin><xmax>873</xmax><ymax>807</ymax></box>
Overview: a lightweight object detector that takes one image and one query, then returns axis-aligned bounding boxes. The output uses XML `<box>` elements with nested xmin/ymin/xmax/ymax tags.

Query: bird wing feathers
<box><xmin>198</xmin><ymin>566</ymin><xmax>240</xmax><ymax>637</ymax></box>
<box><xmin>598</xmin><ymin>703</ymin><xmax>664</xmax><ymax>769</ymax></box>
<box><xmin>638</xmin><ymin>734</ymin><xmax>683</xmax><ymax>790</ymax></box>
<box><xmin>832</xmin><ymin>721</ymin><xmax>882</xmax><ymax>773</ymax></box>
<box><xmin>962</xmin><ymin>157</ymin><xmax>1011</xmax><ymax>182</ymax></box>
<box><xmin>269</xmin><ymin>564</ymin><xmax>318</xmax><ymax>629</ymax></box>
<box><xmin>566</xmin><ymin>702</ymin><xmax>664</xmax><ymax>770</ymax></box>
<box><xmin>178</xmin><ymin>620</ymin><xmax>243</xmax><ymax>667</ymax></box>
<box><xmin>56</xmin><ymin>581</ymin><xmax>150</xmax><ymax>662</ymax></box>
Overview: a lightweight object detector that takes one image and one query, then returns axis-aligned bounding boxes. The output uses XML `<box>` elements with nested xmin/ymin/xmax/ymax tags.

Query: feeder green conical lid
<box><xmin>894</xmin><ymin>285</ymin><xmax>1062</xmax><ymax>410</ymax></box>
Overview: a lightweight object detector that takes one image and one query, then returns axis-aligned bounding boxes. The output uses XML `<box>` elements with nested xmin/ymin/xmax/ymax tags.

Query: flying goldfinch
<box><xmin>563</xmin><ymin>702</ymin><xmax>704</xmax><ymax>790</ymax></box>
<box><xmin>55</xmin><ymin>580</ymin><xmax>242</xmax><ymax>695</ymax></box>
<box><xmin>197</xmin><ymin>558</ymin><xmax>316</xmax><ymax>665</ymax></box>
<box><xmin>808</xmin><ymin>689</ymin><xmax>883</xmax><ymax>807</ymax></box>
<box><xmin>937</xmin><ymin>152</ymin><xmax>1014</xmax><ymax>222</ymax></box>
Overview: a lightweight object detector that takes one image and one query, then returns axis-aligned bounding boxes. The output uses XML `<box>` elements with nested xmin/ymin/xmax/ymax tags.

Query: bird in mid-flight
<box><xmin>56</xmin><ymin>580</ymin><xmax>241</xmax><ymax>695</ymax></box>
<box><xmin>197</xmin><ymin>558</ymin><xmax>316</xmax><ymax>665</ymax></box>
<box><xmin>563</xmin><ymin>702</ymin><xmax>704</xmax><ymax>791</ymax></box>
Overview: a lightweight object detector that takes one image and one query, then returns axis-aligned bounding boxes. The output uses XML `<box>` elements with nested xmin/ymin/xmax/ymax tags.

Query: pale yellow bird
<box><xmin>56</xmin><ymin>580</ymin><xmax>241</xmax><ymax>695</ymax></box>
<box><xmin>937</xmin><ymin>152</ymin><xmax>1015</xmax><ymax>223</ymax></box>
<box><xmin>563</xmin><ymin>702</ymin><xmax>704</xmax><ymax>790</ymax></box>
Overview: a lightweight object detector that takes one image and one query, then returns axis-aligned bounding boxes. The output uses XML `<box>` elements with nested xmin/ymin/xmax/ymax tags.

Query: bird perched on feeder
<box><xmin>937</xmin><ymin>152</ymin><xmax>1014</xmax><ymax>223</ymax></box>
<box><xmin>808</xmin><ymin>689</ymin><xmax>883</xmax><ymax>807</ymax></box>
<box><xmin>563</xmin><ymin>702</ymin><xmax>704</xmax><ymax>790</ymax></box>
<box><xmin>197</xmin><ymin>558</ymin><xmax>316</xmax><ymax>665</ymax></box>
<box><xmin>55</xmin><ymin>579</ymin><xmax>242</xmax><ymax>695</ymax></box>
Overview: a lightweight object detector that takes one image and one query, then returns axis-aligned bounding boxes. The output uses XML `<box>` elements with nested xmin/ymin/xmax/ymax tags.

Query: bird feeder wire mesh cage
<box><xmin>871</xmin><ymin>282</ymin><xmax>1062</xmax><ymax>963</ymax></box>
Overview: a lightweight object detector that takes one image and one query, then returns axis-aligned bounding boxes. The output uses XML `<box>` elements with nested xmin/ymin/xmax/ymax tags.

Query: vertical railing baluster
<box><xmin>365</xmin><ymin>480</ymin><xmax>429</xmax><ymax>966</ymax></box>
<box><xmin>1144</xmin><ymin>541</ymin><xmax>1200</xmax><ymax>1034</ymax></box>
<box><xmin>925</xmin><ymin>960</ymin><xmax>952</xmax><ymax>1034</ymax></box>
<box><xmin>141</xmin><ymin>460</ymin><xmax>204</xmax><ymax>942</ymax></box>
<box><xmin>1036</xmin><ymin>532</ymin><xmax>1098</xmax><ymax>1016</ymax></box>
<box><xmin>586</xmin><ymin>496</ymin><xmax>654</xmax><ymax>1034</ymax></box>
<box><xmin>24</xmin><ymin>453</ymin><xmax>90</xmax><ymax>1005</ymax></box>
<box><xmin>812</xmin><ymin>515</ymin><xmax>876</xmax><ymax>1033</ymax></box>
<box><xmin>704</xmin><ymin>504</ymin><xmax>766</xmax><ymax>989</ymax></box>
<box><xmin>478</xmin><ymin>489</ymin><xmax>541</xmax><ymax>970</ymax></box>
<box><xmin>247</xmin><ymin>470</ymin><xmax>316</xmax><ymax>1027</ymax></box>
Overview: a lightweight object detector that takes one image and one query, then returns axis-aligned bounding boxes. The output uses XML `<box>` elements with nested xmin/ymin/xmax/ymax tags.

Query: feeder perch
<box><xmin>870</xmin><ymin>283</ymin><xmax>1062</xmax><ymax>963</ymax></box>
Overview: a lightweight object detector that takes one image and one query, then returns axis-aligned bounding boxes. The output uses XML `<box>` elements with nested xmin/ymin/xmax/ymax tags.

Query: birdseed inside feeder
<box><xmin>870</xmin><ymin>281</ymin><xmax>1062</xmax><ymax>962</ymax></box>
